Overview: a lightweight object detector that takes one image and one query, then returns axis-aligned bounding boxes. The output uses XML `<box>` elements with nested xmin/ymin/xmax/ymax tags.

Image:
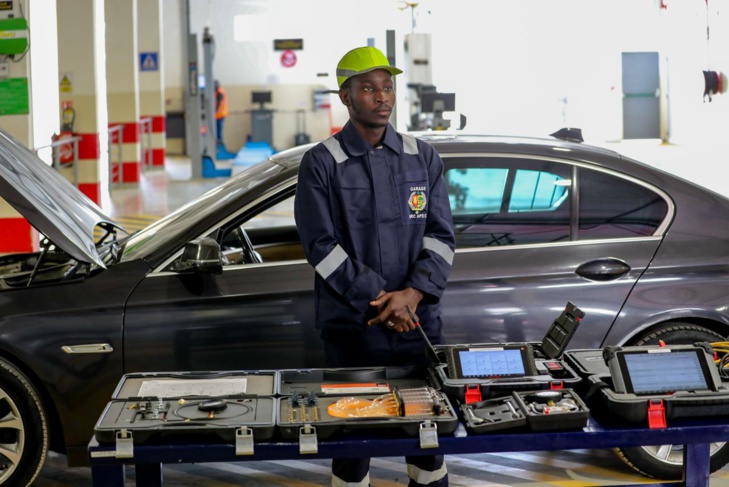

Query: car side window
<box><xmin>443</xmin><ymin>157</ymin><xmax>668</xmax><ymax>250</ymax></box>
<box><xmin>578</xmin><ymin>167</ymin><xmax>667</xmax><ymax>239</ymax></box>
<box><xmin>445</xmin><ymin>159</ymin><xmax>572</xmax><ymax>247</ymax></box>
<box><xmin>221</xmin><ymin>195</ymin><xmax>305</xmax><ymax>266</ymax></box>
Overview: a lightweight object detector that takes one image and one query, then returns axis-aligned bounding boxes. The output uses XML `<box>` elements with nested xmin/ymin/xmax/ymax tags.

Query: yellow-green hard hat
<box><xmin>336</xmin><ymin>46</ymin><xmax>402</xmax><ymax>88</ymax></box>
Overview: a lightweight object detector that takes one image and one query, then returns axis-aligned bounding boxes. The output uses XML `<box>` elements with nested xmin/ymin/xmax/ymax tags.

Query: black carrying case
<box><xmin>432</xmin><ymin>342</ymin><xmax>584</xmax><ymax>404</ymax></box>
<box><xmin>94</xmin><ymin>370</ymin><xmax>278</xmax><ymax>457</ymax></box>
<box><xmin>276</xmin><ymin>366</ymin><xmax>458</xmax><ymax>451</ymax></box>
<box><xmin>460</xmin><ymin>388</ymin><xmax>589</xmax><ymax>434</ymax></box>
<box><xmin>584</xmin><ymin>373</ymin><xmax>729</xmax><ymax>428</ymax></box>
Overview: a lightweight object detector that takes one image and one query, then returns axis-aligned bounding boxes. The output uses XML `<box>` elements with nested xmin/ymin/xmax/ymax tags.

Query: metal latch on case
<box><xmin>115</xmin><ymin>429</ymin><xmax>134</xmax><ymax>459</ymax></box>
<box><xmin>419</xmin><ymin>420</ymin><xmax>439</xmax><ymax>448</ymax></box>
<box><xmin>299</xmin><ymin>424</ymin><xmax>318</xmax><ymax>454</ymax></box>
<box><xmin>235</xmin><ymin>426</ymin><xmax>255</xmax><ymax>455</ymax></box>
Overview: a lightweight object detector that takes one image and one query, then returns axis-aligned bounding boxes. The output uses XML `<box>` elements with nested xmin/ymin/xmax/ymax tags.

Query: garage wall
<box><xmin>163</xmin><ymin>0</ymin><xmax>729</xmax><ymax>152</ymax></box>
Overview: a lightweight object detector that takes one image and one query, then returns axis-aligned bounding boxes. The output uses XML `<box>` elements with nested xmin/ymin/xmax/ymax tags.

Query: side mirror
<box><xmin>171</xmin><ymin>237</ymin><xmax>223</xmax><ymax>274</ymax></box>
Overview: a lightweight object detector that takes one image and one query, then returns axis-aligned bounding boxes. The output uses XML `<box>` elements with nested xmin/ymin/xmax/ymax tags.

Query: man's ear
<box><xmin>339</xmin><ymin>88</ymin><xmax>350</xmax><ymax>107</ymax></box>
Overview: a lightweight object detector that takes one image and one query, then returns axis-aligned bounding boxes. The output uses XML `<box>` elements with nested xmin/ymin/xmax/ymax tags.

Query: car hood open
<box><xmin>0</xmin><ymin>128</ymin><xmax>121</xmax><ymax>267</ymax></box>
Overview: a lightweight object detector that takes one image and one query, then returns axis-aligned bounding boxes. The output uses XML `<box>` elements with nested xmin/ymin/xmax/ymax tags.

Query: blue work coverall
<box><xmin>294</xmin><ymin>121</ymin><xmax>455</xmax><ymax>487</ymax></box>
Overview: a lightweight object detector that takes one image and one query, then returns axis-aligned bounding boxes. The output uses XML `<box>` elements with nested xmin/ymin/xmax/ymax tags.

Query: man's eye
<box><xmin>363</xmin><ymin>87</ymin><xmax>373</xmax><ymax>92</ymax></box>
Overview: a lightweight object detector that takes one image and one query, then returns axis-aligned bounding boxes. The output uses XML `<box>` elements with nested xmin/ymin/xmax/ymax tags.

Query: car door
<box><xmin>122</xmin><ymin>185</ymin><xmax>325</xmax><ymax>373</ymax></box>
<box><xmin>439</xmin><ymin>153</ymin><xmax>670</xmax><ymax>349</ymax></box>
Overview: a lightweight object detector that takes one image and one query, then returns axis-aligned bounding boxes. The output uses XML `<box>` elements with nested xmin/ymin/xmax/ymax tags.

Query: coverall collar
<box><xmin>340</xmin><ymin>121</ymin><xmax>402</xmax><ymax>157</ymax></box>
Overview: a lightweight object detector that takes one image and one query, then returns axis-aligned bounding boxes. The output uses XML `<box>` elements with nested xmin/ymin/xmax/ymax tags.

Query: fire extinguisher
<box><xmin>53</xmin><ymin>103</ymin><xmax>76</xmax><ymax>166</ymax></box>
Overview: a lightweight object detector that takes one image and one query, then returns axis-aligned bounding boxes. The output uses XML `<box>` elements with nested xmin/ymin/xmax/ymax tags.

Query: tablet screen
<box><xmin>619</xmin><ymin>350</ymin><xmax>712</xmax><ymax>395</ymax></box>
<box><xmin>448</xmin><ymin>344</ymin><xmax>536</xmax><ymax>379</ymax></box>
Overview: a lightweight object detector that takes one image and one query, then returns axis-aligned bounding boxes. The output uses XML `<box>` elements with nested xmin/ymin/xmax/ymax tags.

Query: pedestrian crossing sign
<box><xmin>140</xmin><ymin>52</ymin><xmax>158</xmax><ymax>72</ymax></box>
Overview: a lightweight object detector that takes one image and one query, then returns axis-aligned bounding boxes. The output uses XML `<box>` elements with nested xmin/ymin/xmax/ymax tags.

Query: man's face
<box><xmin>340</xmin><ymin>69</ymin><xmax>395</xmax><ymax>130</ymax></box>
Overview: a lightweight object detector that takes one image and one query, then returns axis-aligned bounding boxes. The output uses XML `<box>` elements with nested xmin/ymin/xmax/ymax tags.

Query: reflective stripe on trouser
<box><xmin>332</xmin><ymin>458</ymin><xmax>370</xmax><ymax>487</ymax></box>
<box><xmin>407</xmin><ymin>455</ymin><xmax>448</xmax><ymax>487</ymax></box>
<box><xmin>332</xmin><ymin>473</ymin><xmax>370</xmax><ymax>487</ymax></box>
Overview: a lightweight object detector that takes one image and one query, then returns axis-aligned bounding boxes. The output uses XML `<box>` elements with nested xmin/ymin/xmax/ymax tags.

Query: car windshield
<box><xmin>120</xmin><ymin>160</ymin><xmax>284</xmax><ymax>261</ymax></box>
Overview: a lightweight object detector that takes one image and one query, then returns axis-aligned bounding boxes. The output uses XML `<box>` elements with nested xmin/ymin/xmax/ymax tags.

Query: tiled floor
<box><xmin>34</xmin><ymin>142</ymin><xmax>729</xmax><ymax>486</ymax></box>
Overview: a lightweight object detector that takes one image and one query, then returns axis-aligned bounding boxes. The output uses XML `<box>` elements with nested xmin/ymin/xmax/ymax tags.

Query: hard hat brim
<box><xmin>337</xmin><ymin>65</ymin><xmax>403</xmax><ymax>87</ymax></box>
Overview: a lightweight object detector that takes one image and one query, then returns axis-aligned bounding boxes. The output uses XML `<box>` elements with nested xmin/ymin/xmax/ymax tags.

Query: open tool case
<box><xmin>459</xmin><ymin>388</ymin><xmax>589</xmax><ymax>434</ymax></box>
<box><xmin>94</xmin><ymin>370</ymin><xmax>277</xmax><ymax>457</ymax></box>
<box><xmin>276</xmin><ymin>366</ymin><xmax>458</xmax><ymax>452</ymax></box>
<box><xmin>582</xmin><ymin>343</ymin><xmax>729</xmax><ymax>428</ymax></box>
<box><xmin>433</xmin><ymin>303</ymin><xmax>586</xmax><ymax>404</ymax></box>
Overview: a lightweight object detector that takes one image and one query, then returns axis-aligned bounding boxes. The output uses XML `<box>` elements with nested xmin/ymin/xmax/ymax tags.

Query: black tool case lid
<box><xmin>277</xmin><ymin>366</ymin><xmax>439</xmax><ymax>396</ymax></box>
<box><xmin>112</xmin><ymin>370</ymin><xmax>278</xmax><ymax>399</ymax></box>
<box><xmin>585</xmin><ymin>374</ymin><xmax>729</xmax><ymax>427</ymax></box>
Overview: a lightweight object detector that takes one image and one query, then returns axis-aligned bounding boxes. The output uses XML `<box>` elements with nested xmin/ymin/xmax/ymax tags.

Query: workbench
<box><xmin>88</xmin><ymin>417</ymin><xmax>729</xmax><ymax>487</ymax></box>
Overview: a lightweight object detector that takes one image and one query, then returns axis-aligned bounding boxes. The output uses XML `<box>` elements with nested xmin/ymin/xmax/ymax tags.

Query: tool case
<box><xmin>94</xmin><ymin>370</ymin><xmax>278</xmax><ymax>458</ymax></box>
<box><xmin>459</xmin><ymin>387</ymin><xmax>589</xmax><ymax>434</ymax></box>
<box><xmin>584</xmin><ymin>374</ymin><xmax>729</xmax><ymax>428</ymax></box>
<box><xmin>432</xmin><ymin>343</ymin><xmax>583</xmax><ymax>404</ymax></box>
<box><xmin>276</xmin><ymin>366</ymin><xmax>458</xmax><ymax>453</ymax></box>
<box><xmin>581</xmin><ymin>344</ymin><xmax>729</xmax><ymax>428</ymax></box>
<box><xmin>432</xmin><ymin>303</ymin><xmax>587</xmax><ymax>405</ymax></box>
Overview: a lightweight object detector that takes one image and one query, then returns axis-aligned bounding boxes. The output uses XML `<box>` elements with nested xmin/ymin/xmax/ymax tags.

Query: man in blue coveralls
<box><xmin>294</xmin><ymin>46</ymin><xmax>456</xmax><ymax>487</ymax></box>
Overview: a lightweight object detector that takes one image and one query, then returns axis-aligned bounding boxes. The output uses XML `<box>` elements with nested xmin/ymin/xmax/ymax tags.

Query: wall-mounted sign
<box><xmin>59</xmin><ymin>72</ymin><xmax>72</xmax><ymax>93</ymax></box>
<box><xmin>140</xmin><ymin>52</ymin><xmax>158</xmax><ymax>72</ymax></box>
<box><xmin>274</xmin><ymin>39</ymin><xmax>303</xmax><ymax>51</ymax></box>
<box><xmin>280</xmin><ymin>49</ymin><xmax>297</xmax><ymax>68</ymax></box>
<box><xmin>0</xmin><ymin>77</ymin><xmax>28</xmax><ymax>115</ymax></box>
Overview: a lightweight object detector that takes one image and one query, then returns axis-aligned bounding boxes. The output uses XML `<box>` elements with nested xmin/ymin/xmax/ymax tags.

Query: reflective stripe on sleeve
<box><xmin>323</xmin><ymin>137</ymin><xmax>348</xmax><ymax>163</ymax></box>
<box><xmin>332</xmin><ymin>473</ymin><xmax>370</xmax><ymax>487</ymax></box>
<box><xmin>401</xmin><ymin>133</ymin><xmax>419</xmax><ymax>155</ymax></box>
<box><xmin>423</xmin><ymin>237</ymin><xmax>454</xmax><ymax>265</ymax></box>
<box><xmin>316</xmin><ymin>244</ymin><xmax>348</xmax><ymax>279</ymax></box>
<box><xmin>407</xmin><ymin>462</ymin><xmax>448</xmax><ymax>486</ymax></box>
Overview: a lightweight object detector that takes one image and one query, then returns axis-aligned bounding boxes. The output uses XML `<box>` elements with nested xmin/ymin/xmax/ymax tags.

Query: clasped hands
<box><xmin>367</xmin><ymin>287</ymin><xmax>423</xmax><ymax>333</ymax></box>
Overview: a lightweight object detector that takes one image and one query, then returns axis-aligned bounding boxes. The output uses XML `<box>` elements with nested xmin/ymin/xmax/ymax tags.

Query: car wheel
<box><xmin>615</xmin><ymin>323</ymin><xmax>728</xmax><ymax>479</ymax></box>
<box><xmin>0</xmin><ymin>358</ymin><xmax>48</xmax><ymax>486</ymax></box>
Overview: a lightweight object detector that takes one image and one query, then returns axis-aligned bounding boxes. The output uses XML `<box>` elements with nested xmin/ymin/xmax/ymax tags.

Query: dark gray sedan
<box><xmin>1</xmin><ymin>126</ymin><xmax>728</xmax><ymax>485</ymax></box>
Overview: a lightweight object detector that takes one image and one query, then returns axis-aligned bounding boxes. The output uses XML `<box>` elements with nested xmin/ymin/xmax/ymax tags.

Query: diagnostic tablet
<box><xmin>604</xmin><ymin>343</ymin><xmax>722</xmax><ymax>395</ymax></box>
<box><xmin>446</xmin><ymin>343</ymin><xmax>537</xmax><ymax>380</ymax></box>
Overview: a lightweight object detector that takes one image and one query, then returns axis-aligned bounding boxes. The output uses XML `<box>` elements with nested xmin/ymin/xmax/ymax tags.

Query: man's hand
<box><xmin>367</xmin><ymin>287</ymin><xmax>423</xmax><ymax>332</ymax></box>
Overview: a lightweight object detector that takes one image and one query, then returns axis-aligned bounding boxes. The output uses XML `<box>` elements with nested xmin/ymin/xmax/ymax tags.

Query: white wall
<box><xmin>163</xmin><ymin>0</ymin><xmax>729</xmax><ymax>152</ymax></box>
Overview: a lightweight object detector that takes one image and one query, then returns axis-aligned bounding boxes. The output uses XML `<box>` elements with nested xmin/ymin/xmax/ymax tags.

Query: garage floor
<box><xmin>34</xmin><ymin>140</ymin><xmax>729</xmax><ymax>486</ymax></box>
<box><xmin>37</xmin><ymin>448</ymin><xmax>729</xmax><ymax>486</ymax></box>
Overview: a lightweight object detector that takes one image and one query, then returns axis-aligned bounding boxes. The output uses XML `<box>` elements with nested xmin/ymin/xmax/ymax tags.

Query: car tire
<box><xmin>0</xmin><ymin>358</ymin><xmax>48</xmax><ymax>486</ymax></box>
<box><xmin>615</xmin><ymin>323</ymin><xmax>728</xmax><ymax>479</ymax></box>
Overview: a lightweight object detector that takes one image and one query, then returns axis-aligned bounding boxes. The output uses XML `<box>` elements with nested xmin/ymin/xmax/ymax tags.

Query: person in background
<box><xmin>294</xmin><ymin>46</ymin><xmax>455</xmax><ymax>487</ymax></box>
<box><xmin>214</xmin><ymin>80</ymin><xmax>229</xmax><ymax>147</ymax></box>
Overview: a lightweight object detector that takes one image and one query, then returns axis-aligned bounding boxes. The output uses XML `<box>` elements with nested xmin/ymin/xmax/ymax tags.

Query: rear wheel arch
<box><xmin>625</xmin><ymin>318</ymin><xmax>728</xmax><ymax>346</ymax></box>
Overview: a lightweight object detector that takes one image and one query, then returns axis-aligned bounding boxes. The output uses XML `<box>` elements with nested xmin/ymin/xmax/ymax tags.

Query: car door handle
<box><xmin>61</xmin><ymin>343</ymin><xmax>114</xmax><ymax>354</ymax></box>
<box><xmin>575</xmin><ymin>258</ymin><xmax>631</xmax><ymax>281</ymax></box>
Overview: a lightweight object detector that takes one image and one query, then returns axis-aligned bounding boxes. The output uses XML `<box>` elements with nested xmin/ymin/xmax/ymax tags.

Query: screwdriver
<box><xmin>406</xmin><ymin>305</ymin><xmax>441</xmax><ymax>364</ymax></box>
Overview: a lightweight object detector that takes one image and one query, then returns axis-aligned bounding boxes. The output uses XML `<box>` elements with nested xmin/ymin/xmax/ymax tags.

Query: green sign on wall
<box><xmin>0</xmin><ymin>77</ymin><xmax>29</xmax><ymax>116</ymax></box>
